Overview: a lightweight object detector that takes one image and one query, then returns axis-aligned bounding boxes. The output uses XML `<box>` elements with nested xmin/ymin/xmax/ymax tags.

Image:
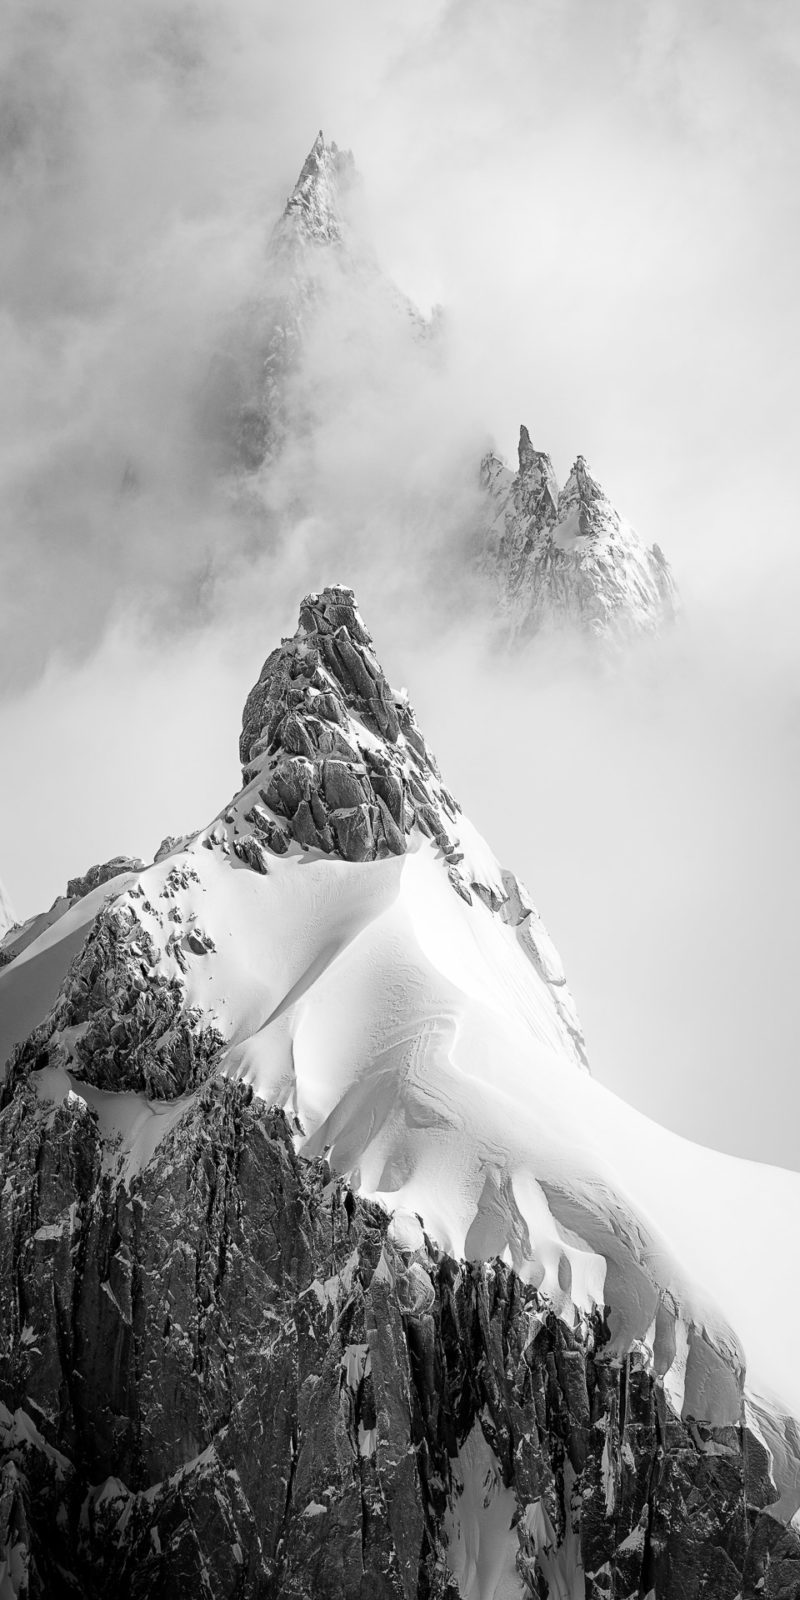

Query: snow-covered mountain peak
<box><xmin>230</xmin><ymin>584</ymin><xmax>589</xmax><ymax>1067</ymax></box>
<box><xmin>211</xmin><ymin>136</ymin><xmax>429</xmax><ymax>473</ymax></box>
<box><xmin>7</xmin><ymin>583</ymin><xmax>800</xmax><ymax>1530</ymax></box>
<box><xmin>270</xmin><ymin>130</ymin><xmax>359</xmax><ymax>256</ymax></box>
<box><xmin>479</xmin><ymin>423</ymin><xmax>680</xmax><ymax>644</ymax></box>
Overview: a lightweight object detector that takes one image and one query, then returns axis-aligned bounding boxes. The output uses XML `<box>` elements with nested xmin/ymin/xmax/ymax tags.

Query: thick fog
<box><xmin>2</xmin><ymin>0</ymin><xmax>800</xmax><ymax>1169</ymax></box>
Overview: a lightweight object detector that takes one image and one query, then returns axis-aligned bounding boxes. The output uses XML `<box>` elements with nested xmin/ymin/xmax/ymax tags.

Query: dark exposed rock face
<box><xmin>1</xmin><ymin>1072</ymin><xmax>798</xmax><ymax>1599</ymax></box>
<box><xmin>239</xmin><ymin>586</ymin><xmax>462</xmax><ymax>872</ymax></box>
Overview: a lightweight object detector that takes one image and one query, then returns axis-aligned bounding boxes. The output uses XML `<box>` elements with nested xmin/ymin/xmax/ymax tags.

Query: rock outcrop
<box><xmin>1</xmin><ymin>1073</ymin><xmax>798</xmax><ymax>1598</ymax></box>
<box><xmin>7</xmin><ymin>861</ymin><xmax>224</xmax><ymax>1100</ymax></box>
<box><xmin>65</xmin><ymin>857</ymin><xmax>145</xmax><ymax>903</ymax></box>
<box><xmin>479</xmin><ymin>426</ymin><xmax>679</xmax><ymax>645</ymax></box>
<box><xmin>0</xmin><ymin>857</ymin><xmax>145</xmax><ymax>969</ymax></box>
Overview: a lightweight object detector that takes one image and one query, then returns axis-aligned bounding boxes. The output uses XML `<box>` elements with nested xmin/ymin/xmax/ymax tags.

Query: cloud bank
<box><xmin>2</xmin><ymin>0</ymin><xmax>800</xmax><ymax>1170</ymax></box>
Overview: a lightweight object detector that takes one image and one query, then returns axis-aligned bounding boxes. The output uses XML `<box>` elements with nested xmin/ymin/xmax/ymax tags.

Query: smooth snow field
<box><xmin>3</xmin><ymin>829</ymin><xmax>800</xmax><ymax>1511</ymax></box>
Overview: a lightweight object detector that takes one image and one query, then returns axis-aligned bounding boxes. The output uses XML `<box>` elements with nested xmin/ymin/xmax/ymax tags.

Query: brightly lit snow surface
<box><xmin>3</xmin><ymin>591</ymin><xmax>800</xmax><ymax>1600</ymax></box>
<box><xmin>5</xmin><ymin>817</ymin><xmax>800</xmax><ymax>1520</ymax></box>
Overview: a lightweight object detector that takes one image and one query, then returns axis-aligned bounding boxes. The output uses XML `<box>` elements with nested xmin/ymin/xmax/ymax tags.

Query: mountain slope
<box><xmin>479</xmin><ymin>427</ymin><xmax>679</xmax><ymax>644</ymax></box>
<box><xmin>0</xmin><ymin>877</ymin><xmax>16</xmax><ymax>946</ymax></box>
<box><xmin>1</xmin><ymin>587</ymin><xmax>798</xmax><ymax>1597</ymax></box>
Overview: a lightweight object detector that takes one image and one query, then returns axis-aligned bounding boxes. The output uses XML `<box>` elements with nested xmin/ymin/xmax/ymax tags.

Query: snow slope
<box><xmin>3</xmin><ymin>586</ymin><xmax>799</xmax><ymax>1516</ymax></box>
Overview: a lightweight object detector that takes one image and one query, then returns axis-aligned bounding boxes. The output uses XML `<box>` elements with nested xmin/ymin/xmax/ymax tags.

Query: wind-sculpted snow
<box><xmin>3</xmin><ymin>586</ymin><xmax>800</xmax><ymax>1595</ymax></box>
<box><xmin>480</xmin><ymin>426</ymin><xmax>679</xmax><ymax>645</ymax></box>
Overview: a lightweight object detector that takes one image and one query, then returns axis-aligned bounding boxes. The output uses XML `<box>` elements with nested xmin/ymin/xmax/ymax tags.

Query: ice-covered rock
<box><xmin>479</xmin><ymin>424</ymin><xmax>680</xmax><ymax>645</ymax></box>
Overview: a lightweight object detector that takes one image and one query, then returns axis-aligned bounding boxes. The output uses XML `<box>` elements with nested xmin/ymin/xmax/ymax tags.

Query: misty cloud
<box><xmin>2</xmin><ymin>0</ymin><xmax>800</xmax><ymax>1176</ymax></box>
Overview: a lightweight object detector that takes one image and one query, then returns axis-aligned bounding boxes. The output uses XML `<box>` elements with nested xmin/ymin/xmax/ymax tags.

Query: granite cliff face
<box><xmin>1</xmin><ymin>587</ymin><xmax>799</xmax><ymax>1599</ymax></box>
<box><xmin>2</xmin><ymin>1075</ymin><xmax>799</xmax><ymax>1600</ymax></box>
<box><xmin>479</xmin><ymin>427</ymin><xmax>679</xmax><ymax>646</ymax></box>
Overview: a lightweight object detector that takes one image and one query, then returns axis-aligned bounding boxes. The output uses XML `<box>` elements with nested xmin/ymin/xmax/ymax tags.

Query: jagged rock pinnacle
<box><xmin>231</xmin><ymin>585</ymin><xmax>588</xmax><ymax>1066</ymax></box>
<box><xmin>479</xmin><ymin>426</ymin><xmax>680</xmax><ymax>643</ymax></box>
<box><xmin>518</xmin><ymin>423</ymin><xmax>539</xmax><ymax>476</ymax></box>
<box><xmin>238</xmin><ymin>585</ymin><xmax>449</xmax><ymax>868</ymax></box>
<box><xmin>276</xmin><ymin>131</ymin><xmax>357</xmax><ymax>248</ymax></box>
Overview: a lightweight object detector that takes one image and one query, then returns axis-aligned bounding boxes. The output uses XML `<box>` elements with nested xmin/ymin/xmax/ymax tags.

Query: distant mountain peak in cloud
<box><xmin>478</xmin><ymin>422</ymin><xmax>680</xmax><ymax>645</ymax></box>
<box><xmin>272</xmin><ymin>130</ymin><xmax>358</xmax><ymax>252</ymax></box>
<box><xmin>201</xmin><ymin>131</ymin><xmax>680</xmax><ymax>654</ymax></box>
<box><xmin>205</xmin><ymin>131</ymin><xmax>429</xmax><ymax>475</ymax></box>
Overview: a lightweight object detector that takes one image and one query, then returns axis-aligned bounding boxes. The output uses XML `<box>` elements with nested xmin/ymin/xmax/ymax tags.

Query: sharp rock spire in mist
<box><xmin>203</xmin><ymin>131</ymin><xmax>679</xmax><ymax>653</ymax></box>
<box><xmin>271</xmin><ymin>130</ymin><xmax>359</xmax><ymax>255</ymax></box>
<box><xmin>478</xmin><ymin>422</ymin><xmax>680</xmax><ymax>645</ymax></box>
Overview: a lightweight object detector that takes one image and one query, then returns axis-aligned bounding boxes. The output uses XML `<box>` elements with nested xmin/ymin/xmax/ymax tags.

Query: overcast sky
<box><xmin>2</xmin><ymin>0</ymin><xmax>799</xmax><ymax>1169</ymax></box>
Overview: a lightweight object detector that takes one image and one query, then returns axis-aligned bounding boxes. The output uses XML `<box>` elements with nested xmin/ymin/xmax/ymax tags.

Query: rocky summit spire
<box><xmin>516</xmin><ymin>423</ymin><xmax>559</xmax><ymax>519</ymax></box>
<box><xmin>479</xmin><ymin>424</ymin><xmax>679</xmax><ymax>644</ymax></box>
<box><xmin>207</xmin><ymin>131</ymin><xmax>430</xmax><ymax>475</ymax></box>
<box><xmin>231</xmin><ymin>585</ymin><xmax>588</xmax><ymax>1067</ymax></box>
<box><xmin>272</xmin><ymin>130</ymin><xmax>358</xmax><ymax>253</ymax></box>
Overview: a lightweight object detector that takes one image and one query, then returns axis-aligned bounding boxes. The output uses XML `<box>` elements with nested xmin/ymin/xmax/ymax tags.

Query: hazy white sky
<box><xmin>1</xmin><ymin>0</ymin><xmax>799</xmax><ymax>1168</ymax></box>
